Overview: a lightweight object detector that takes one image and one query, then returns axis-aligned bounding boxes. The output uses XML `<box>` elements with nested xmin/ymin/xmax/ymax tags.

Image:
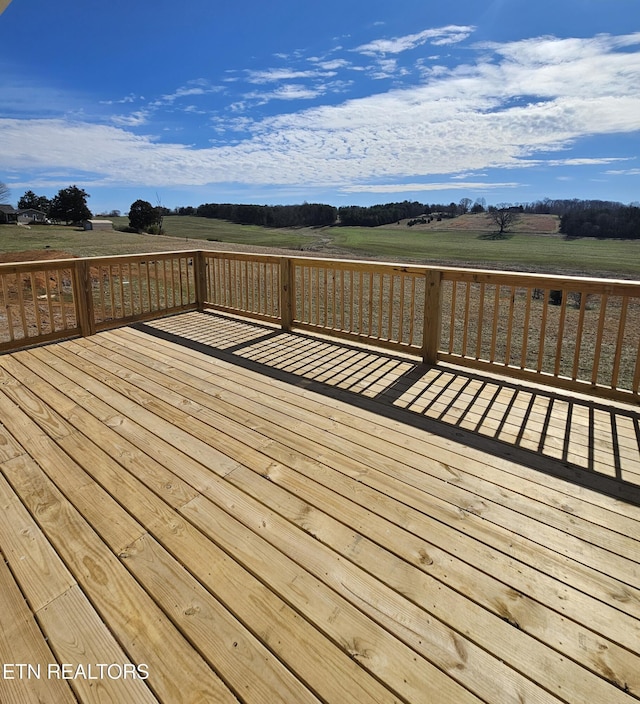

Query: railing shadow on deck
<box><xmin>134</xmin><ymin>311</ymin><xmax>640</xmax><ymax>506</ymax></box>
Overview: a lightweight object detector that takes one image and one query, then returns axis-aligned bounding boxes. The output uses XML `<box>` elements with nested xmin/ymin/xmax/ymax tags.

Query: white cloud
<box><xmin>110</xmin><ymin>110</ymin><xmax>150</xmax><ymax>127</ymax></box>
<box><xmin>354</xmin><ymin>25</ymin><xmax>475</xmax><ymax>56</ymax></box>
<box><xmin>2</xmin><ymin>32</ymin><xmax>639</xmax><ymax>193</ymax></box>
<box><xmin>342</xmin><ymin>182</ymin><xmax>521</xmax><ymax>193</ymax></box>
<box><xmin>311</xmin><ymin>58</ymin><xmax>352</xmax><ymax>71</ymax></box>
<box><xmin>154</xmin><ymin>80</ymin><xmax>223</xmax><ymax>105</ymax></box>
<box><xmin>544</xmin><ymin>157</ymin><xmax>634</xmax><ymax>167</ymax></box>
<box><xmin>605</xmin><ymin>168</ymin><xmax>640</xmax><ymax>175</ymax></box>
<box><xmin>245</xmin><ymin>68</ymin><xmax>333</xmax><ymax>83</ymax></box>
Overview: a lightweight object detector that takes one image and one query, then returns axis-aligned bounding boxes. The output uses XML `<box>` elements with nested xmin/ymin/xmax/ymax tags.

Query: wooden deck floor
<box><xmin>1</xmin><ymin>310</ymin><xmax>640</xmax><ymax>703</ymax></box>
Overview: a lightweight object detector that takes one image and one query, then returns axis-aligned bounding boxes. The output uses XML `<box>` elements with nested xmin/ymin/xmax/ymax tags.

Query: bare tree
<box><xmin>0</xmin><ymin>181</ymin><xmax>10</xmax><ymax>204</ymax></box>
<box><xmin>488</xmin><ymin>207</ymin><xmax>520</xmax><ymax>235</ymax></box>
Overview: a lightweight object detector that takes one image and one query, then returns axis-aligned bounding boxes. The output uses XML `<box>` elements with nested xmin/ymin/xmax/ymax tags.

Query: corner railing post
<box><xmin>422</xmin><ymin>269</ymin><xmax>442</xmax><ymax>365</ymax></box>
<box><xmin>280</xmin><ymin>257</ymin><xmax>294</xmax><ymax>331</ymax></box>
<box><xmin>194</xmin><ymin>250</ymin><xmax>207</xmax><ymax>311</ymax></box>
<box><xmin>74</xmin><ymin>258</ymin><xmax>96</xmax><ymax>337</ymax></box>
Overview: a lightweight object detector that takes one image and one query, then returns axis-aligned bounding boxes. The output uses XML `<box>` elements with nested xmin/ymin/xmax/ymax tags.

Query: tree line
<box><xmin>188</xmin><ymin>199</ymin><xmax>490</xmax><ymax>228</ymax></box>
<box><xmin>183</xmin><ymin>196</ymin><xmax>640</xmax><ymax>238</ymax></box>
<box><xmin>3</xmin><ymin>181</ymin><xmax>639</xmax><ymax>238</ymax></box>
<box><xmin>559</xmin><ymin>203</ymin><xmax>640</xmax><ymax>239</ymax></box>
<box><xmin>193</xmin><ymin>202</ymin><xmax>338</xmax><ymax>228</ymax></box>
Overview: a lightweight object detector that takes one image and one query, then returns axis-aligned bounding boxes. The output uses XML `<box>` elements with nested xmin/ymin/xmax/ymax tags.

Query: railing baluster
<box><xmin>554</xmin><ymin>289</ymin><xmax>568</xmax><ymax>377</ymax></box>
<box><xmin>145</xmin><ymin>261</ymin><xmax>152</xmax><ymax>312</ymax></box>
<box><xmin>2</xmin><ymin>274</ymin><xmax>15</xmax><ymax>342</ymax></box>
<box><xmin>16</xmin><ymin>272</ymin><xmax>28</xmax><ymax>339</ymax></box>
<box><xmin>408</xmin><ymin>275</ymin><xmax>416</xmax><ymax>346</ymax></box>
<box><xmin>368</xmin><ymin>271</ymin><xmax>374</xmax><ymax>336</ymax></box>
<box><xmin>475</xmin><ymin>282</ymin><xmax>485</xmax><ymax>360</ymax></box>
<box><xmin>611</xmin><ymin>296</ymin><xmax>629</xmax><ymax>389</ymax></box>
<box><xmin>375</xmin><ymin>273</ymin><xmax>382</xmax><ymax>339</ymax></box>
<box><xmin>633</xmin><ymin>337</ymin><xmax>640</xmax><ymax>396</ymax></box>
<box><xmin>537</xmin><ymin>291</ymin><xmax>550</xmax><ymax>373</ymax></box>
<box><xmin>448</xmin><ymin>281</ymin><xmax>457</xmax><ymax>354</ymax></box>
<box><xmin>520</xmin><ymin>287</ymin><xmax>532</xmax><ymax>370</ymax></box>
<box><xmin>591</xmin><ymin>294</ymin><xmax>608</xmax><ymax>386</ymax></box>
<box><xmin>461</xmin><ymin>282</ymin><xmax>471</xmax><ymax>358</ymax></box>
<box><xmin>29</xmin><ymin>272</ymin><xmax>42</xmax><ymax>337</ymax></box>
<box><xmin>398</xmin><ymin>274</ymin><xmax>406</xmax><ymax>344</ymax></box>
<box><xmin>490</xmin><ymin>284</ymin><xmax>500</xmax><ymax>363</ymax></box>
<box><xmin>504</xmin><ymin>285</ymin><xmax>516</xmax><ymax>366</ymax></box>
<box><xmin>387</xmin><ymin>274</ymin><xmax>395</xmax><ymax>341</ymax></box>
<box><xmin>44</xmin><ymin>270</ymin><xmax>56</xmax><ymax>332</ymax></box>
<box><xmin>572</xmin><ymin>291</ymin><xmax>588</xmax><ymax>381</ymax></box>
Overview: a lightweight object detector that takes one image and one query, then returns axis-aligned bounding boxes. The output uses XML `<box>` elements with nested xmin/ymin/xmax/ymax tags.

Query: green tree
<box><xmin>49</xmin><ymin>185</ymin><xmax>92</xmax><ymax>224</ymax></box>
<box><xmin>128</xmin><ymin>199</ymin><xmax>159</xmax><ymax>232</ymax></box>
<box><xmin>18</xmin><ymin>190</ymin><xmax>51</xmax><ymax>213</ymax></box>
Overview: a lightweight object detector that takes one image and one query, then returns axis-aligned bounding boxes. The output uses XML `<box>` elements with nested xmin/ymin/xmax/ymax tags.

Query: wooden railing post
<box><xmin>73</xmin><ymin>259</ymin><xmax>96</xmax><ymax>337</ymax></box>
<box><xmin>422</xmin><ymin>269</ymin><xmax>442</xmax><ymax>365</ymax></box>
<box><xmin>194</xmin><ymin>251</ymin><xmax>207</xmax><ymax>311</ymax></box>
<box><xmin>280</xmin><ymin>257</ymin><xmax>294</xmax><ymax>331</ymax></box>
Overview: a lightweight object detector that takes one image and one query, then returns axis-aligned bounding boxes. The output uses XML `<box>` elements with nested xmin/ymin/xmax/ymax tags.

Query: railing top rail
<box><xmin>0</xmin><ymin>250</ymin><xmax>202</xmax><ymax>272</ymax></box>
<box><xmin>282</xmin><ymin>253</ymin><xmax>640</xmax><ymax>289</ymax></box>
<box><xmin>1</xmin><ymin>249</ymin><xmax>639</xmax><ymax>290</ymax></box>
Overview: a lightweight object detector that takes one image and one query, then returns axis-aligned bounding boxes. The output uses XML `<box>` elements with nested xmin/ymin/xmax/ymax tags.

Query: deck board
<box><xmin>1</xmin><ymin>311</ymin><xmax>640</xmax><ymax>703</ymax></box>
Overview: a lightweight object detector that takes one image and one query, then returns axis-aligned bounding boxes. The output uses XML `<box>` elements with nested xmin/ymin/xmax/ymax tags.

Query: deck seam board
<box><xmin>43</xmin><ymin>332</ymin><xmax>632</xmax><ymax>636</ymax></box>
<box><xmin>72</xmin><ymin>335</ymin><xmax>640</xmax><ymax>594</ymax></box>
<box><xmin>0</xmin><ymin>463</ymin><xmax>78</xmax><ymax>613</ymax></box>
<box><xmin>36</xmin><ymin>336</ymin><xmax>640</xmax><ymax>700</ymax></box>
<box><xmin>0</xmin><ymin>549</ymin><xmax>79</xmax><ymax>704</ymax></box>
<box><xmin>2</xmin><ymin>350</ymin><xmax>472</xmax><ymax>700</ymax></box>
<box><xmin>1</xmin><ymin>356</ymin><xmax>401</xmax><ymax>704</ymax></box>
<box><xmin>117</xmin><ymin>322</ymin><xmax>640</xmax><ymax>520</ymax></box>
<box><xmin>98</xmin><ymin>329</ymin><xmax>640</xmax><ymax>548</ymax></box>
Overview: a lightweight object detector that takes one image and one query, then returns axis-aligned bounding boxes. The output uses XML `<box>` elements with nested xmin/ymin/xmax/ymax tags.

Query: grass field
<box><xmin>1</xmin><ymin>215</ymin><xmax>639</xmax><ymax>278</ymax></box>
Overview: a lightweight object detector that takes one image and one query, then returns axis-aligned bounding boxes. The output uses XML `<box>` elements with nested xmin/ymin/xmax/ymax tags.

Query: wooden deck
<box><xmin>1</xmin><ymin>310</ymin><xmax>640</xmax><ymax>703</ymax></box>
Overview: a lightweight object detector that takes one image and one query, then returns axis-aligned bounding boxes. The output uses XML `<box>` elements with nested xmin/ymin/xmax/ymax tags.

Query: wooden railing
<box><xmin>0</xmin><ymin>252</ymin><xmax>197</xmax><ymax>352</ymax></box>
<box><xmin>1</xmin><ymin>250</ymin><xmax>639</xmax><ymax>403</ymax></box>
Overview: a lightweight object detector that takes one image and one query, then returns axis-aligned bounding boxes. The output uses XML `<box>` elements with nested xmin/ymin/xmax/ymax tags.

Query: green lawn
<box><xmin>1</xmin><ymin>216</ymin><xmax>638</xmax><ymax>278</ymax></box>
<box><xmin>327</xmin><ymin>227</ymin><xmax>640</xmax><ymax>277</ymax></box>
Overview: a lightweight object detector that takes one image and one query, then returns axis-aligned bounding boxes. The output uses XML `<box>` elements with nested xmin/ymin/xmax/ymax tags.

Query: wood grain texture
<box><xmin>1</xmin><ymin>312</ymin><xmax>640</xmax><ymax>703</ymax></box>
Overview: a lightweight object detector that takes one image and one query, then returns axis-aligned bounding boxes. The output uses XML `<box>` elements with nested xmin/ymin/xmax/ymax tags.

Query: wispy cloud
<box><xmin>354</xmin><ymin>25</ymin><xmax>475</xmax><ymax>56</ymax></box>
<box><xmin>153</xmin><ymin>80</ymin><xmax>223</xmax><ymax>105</ymax></box>
<box><xmin>2</xmin><ymin>31</ymin><xmax>639</xmax><ymax>195</ymax></box>
<box><xmin>253</xmin><ymin>84</ymin><xmax>324</xmax><ymax>102</ymax></box>
<box><xmin>342</xmin><ymin>182</ymin><xmax>521</xmax><ymax>193</ymax></box>
<box><xmin>245</xmin><ymin>68</ymin><xmax>334</xmax><ymax>83</ymax></box>
<box><xmin>605</xmin><ymin>168</ymin><xmax>640</xmax><ymax>176</ymax></box>
<box><xmin>111</xmin><ymin>110</ymin><xmax>150</xmax><ymax>127</ymax></box>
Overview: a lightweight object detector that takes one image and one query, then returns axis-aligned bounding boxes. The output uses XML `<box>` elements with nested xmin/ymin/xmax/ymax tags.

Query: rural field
<box><xmin>0</xmin><ymin>213</ymin><xmax>639</xmax><ymax>278</ymax></box>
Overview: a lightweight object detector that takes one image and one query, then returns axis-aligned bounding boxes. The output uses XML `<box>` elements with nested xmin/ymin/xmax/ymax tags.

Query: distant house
<box><xmin>0</xmin><ymin>204</ymin><xmax>18</xmax><ymax>224</ymax></box>
<box><xmin>17</xmin><ymin>209</ymin><xmax>47</xmax><ymax>224</ymax></box>
<box><xmin>83</xmin><ymin>219</ymin><xmax>114</xmax><ymax>231</ymax></box>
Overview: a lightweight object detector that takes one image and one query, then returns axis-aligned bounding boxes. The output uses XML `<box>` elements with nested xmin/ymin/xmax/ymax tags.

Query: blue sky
<box><xmin>1</xmin><ymin>0</ymin><xmax>639</xmax><ymax>214</ymax></box>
